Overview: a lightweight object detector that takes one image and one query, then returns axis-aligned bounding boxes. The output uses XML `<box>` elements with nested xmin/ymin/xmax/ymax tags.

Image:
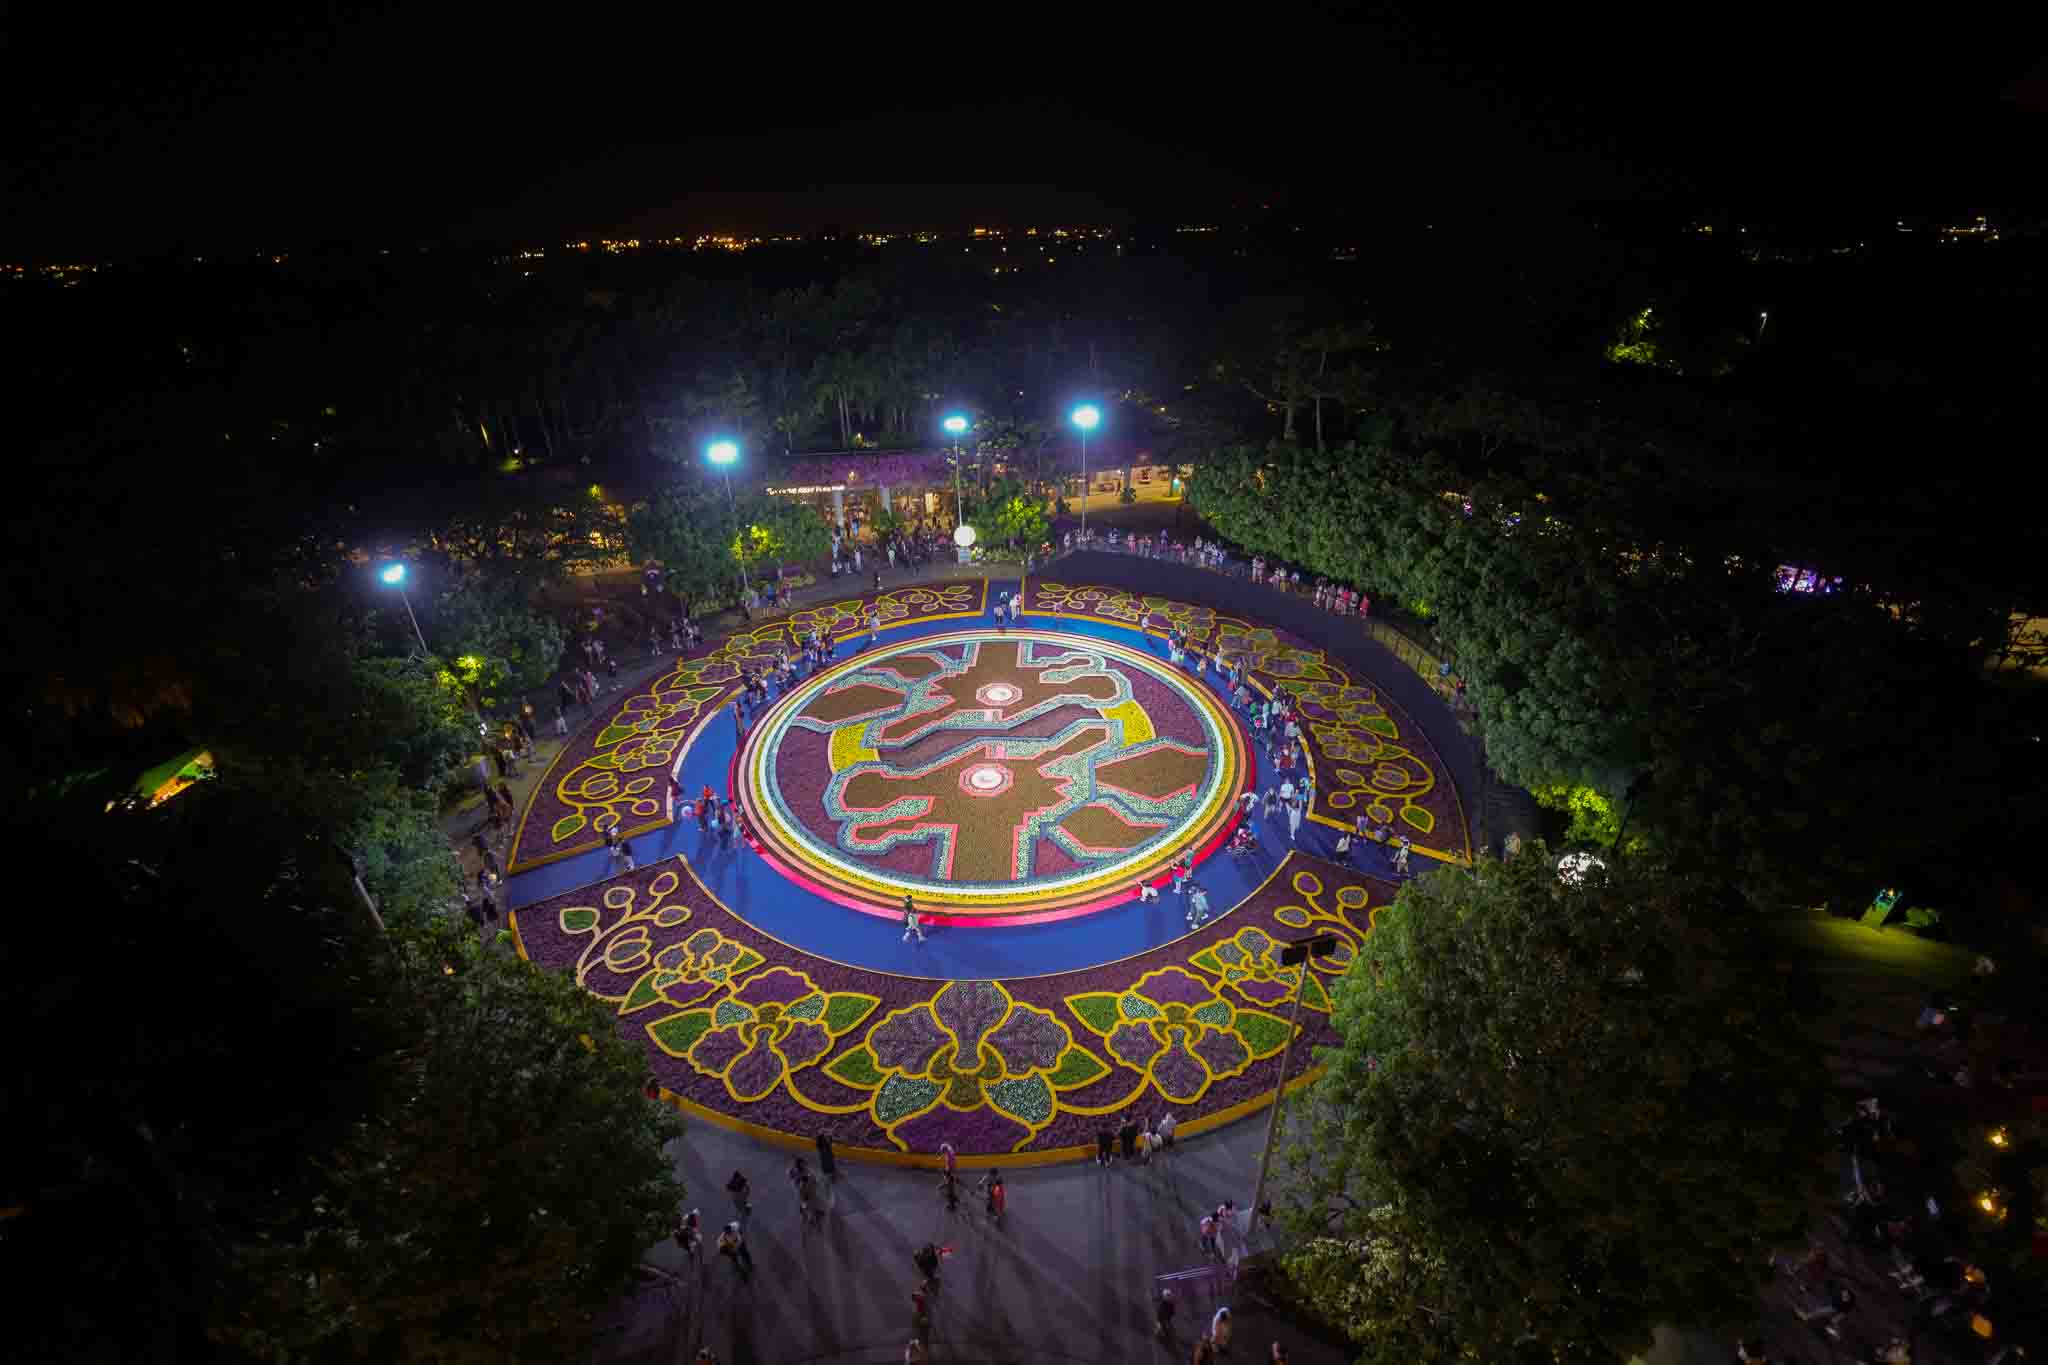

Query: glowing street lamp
<box><xmin>378</xmin><ymin>562</ymin><xmax>433</xmax><ymax>660</ymax></box>
<box><xmin>1071</xmin><ymin>404</ymin><xmax>1101</xmax><ymax>541</ymax></box>
<box><xmin>380</xmin><ymin>562</ymin><xmax>483</xmax><ymax>734</ymax></box>
<box><xmin>942</xmin><ymin>414</ymin><xmax>970</xmax><ymax>531</ymax></box>
<box><xmin>705</xmin><ymin>438</ymin><xmax>750</xmax><ymax>602</ymax></box>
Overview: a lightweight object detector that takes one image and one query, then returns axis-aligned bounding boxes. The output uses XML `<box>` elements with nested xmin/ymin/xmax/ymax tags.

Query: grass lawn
<box><xmin>1767</xmin><ymin>910</ymin><xmax>1979</xmax><ymax>996</ymax></box>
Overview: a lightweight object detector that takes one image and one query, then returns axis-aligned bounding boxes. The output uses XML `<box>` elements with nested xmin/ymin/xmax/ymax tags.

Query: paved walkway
<box><xmin>597</xmin><ymin>1110</ymin><xmax>1353</xmax><ymax>1365</ymax></box>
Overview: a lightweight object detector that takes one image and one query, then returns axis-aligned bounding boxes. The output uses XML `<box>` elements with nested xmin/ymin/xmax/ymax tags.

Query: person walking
<box><xmin>1118</xmin><ymin>1117</ymin><xmax>1139</xmax><ymax>1161</ymax></box>
<box><xmin>910</xmin><ymin>1285</ymin><xmax>931</xmax><ymax>1349</ymax></box>
<box><xmin>1096</xmin><ymin>1128</ymin><xmax>1115</xmax><ymax>1166</ymax></box>
<box><xmin>974</xmin><ymin>1168</ymin><xmax>1006</xmax><ymax>1223</ymax></box>
<box><xmin>1156</xmin><ymin>1288</ymin><xmax>1178</xmax><ymax>1342</ymax></box>
<box><xmin>619</xmin><ymin>838</ymin><xmax>637</xmax><ymax>873</ymax></box>
<box><xmin>725</xmin><ymin>1169</ymin><xmax>751</xmax><ymax>1215</ymax></box>
<box><xmin>787</xmin><ymin>1155</ymin><xmax>813</xmax><ymax>1219</ymax></box>
<box><xmin>1211</xmin><ymin>1306</ymin><xmax>1233</xmax><ymax>1355</ymax></box>
<box><xmin>1393</xmin><ymin>834</ymin><xmax>1412</xmax><ymax>876</ymax></box>
<box><xmin>938</xmin><ymin>1165</ymin><xmax>961</xmax><ymax>1211</ymax></box>
<box><xmin>1199</xmin><ymin>1211</ymin><xmax>1219</xmax><ymax>1259</ymax></box>
<box><xmin>1156</xmin><ymin>1110</ymin><xmax>1177</xmax><ymax>1151</ymax></box>
<box><xmin>716</xmin><ymin>1221</ymin><xmax>753</xmax><ymax>1280</ymax></box>
<box><xmin>901</xmin><ymin>895</ymin><xmax>926</xmax><ymax>943</ymax></box>
<box><xmin>1285</xmin><ymin>796</ymin><xmax>1303</xmax><ymax>845</ymax></box>
<box><xmin>815</xmin><ymin>1132</ymin><xmax>836</xmax><ymax>1178</ymax></box>
<box><xmin>673</xmin><ymin>1208</ymin><xmax>704</xmax><ymax>1261</ymax></box>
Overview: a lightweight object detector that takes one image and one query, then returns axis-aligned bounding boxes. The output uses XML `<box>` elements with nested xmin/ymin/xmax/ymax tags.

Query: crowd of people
<box><xmin>675</xmin><ymin>1124</ymin><xmax>1288</xmax><ymax>1364</ymax></box>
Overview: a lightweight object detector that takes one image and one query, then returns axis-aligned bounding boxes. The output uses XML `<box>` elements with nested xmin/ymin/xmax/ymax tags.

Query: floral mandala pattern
<box><xmin>1064</xmin><ymin>967</ymin><xmax>1292</xmax><ymax>1104</ymax></box>
<box><xmin>823</xmin><ymin>979</ymin><xmax>1110</xmax><ymax>1151</ymax></box>
<box><xmin>644</xmin><ymin>965</ymin><xmax>882</xmax><ymax>1103</ymax></box>
<box><xmin>511</xmin><ymin>580</ymin><xmax>1460</xmax><ymax>1159</ymax></box>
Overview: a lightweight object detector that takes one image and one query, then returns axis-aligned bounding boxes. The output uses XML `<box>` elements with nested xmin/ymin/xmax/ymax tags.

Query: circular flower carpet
<box><xmin>742</xmin><ymin>630</ymin><xmax>1248</xmax><ymax>922</ymax></box>
<box><xmin>507</xmin><ymin>579</ymin><xmax>1468</xmax><ymax>1163</ymax></box>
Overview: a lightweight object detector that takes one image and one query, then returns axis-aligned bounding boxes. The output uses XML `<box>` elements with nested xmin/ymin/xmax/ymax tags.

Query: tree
<box><xmin>1281</xmin><ymin>849</ymin><xmax>1829</xmax><ymax>1362</ymax></box>
<box><xmin>625</xmin><ymin>485</ymin><xmax>733</xmax><ymax>612</ymax></box>
<box><xmin>732</xmin><ymin>495</ymin><xmax>833</xmax><ymax>576</ymax></box>
<box><xmin>242</xmin><ymin>923</ymin><xmax>685</xmax><ymax>1362</ymax></box>
<box><xmin>990</xmin><ymin>493</ymin><xmax>1049</xmax><ymax>551</ymax></box>
<box><xmin>0</xmin><ymin>783</ymin><xmax>412</xmax><ymax>1364</ymax></box>
<box><xmin>425</xmin><ymin>576</ymin><xmax>566</xmax><ymax>701</ymax></box>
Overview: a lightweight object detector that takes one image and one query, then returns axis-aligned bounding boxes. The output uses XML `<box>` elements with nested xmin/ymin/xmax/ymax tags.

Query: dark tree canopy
<box><xmin>1283</xmin><ymin>849</ymin><xmax>1830</xmax><ymax>1361</ymax></box>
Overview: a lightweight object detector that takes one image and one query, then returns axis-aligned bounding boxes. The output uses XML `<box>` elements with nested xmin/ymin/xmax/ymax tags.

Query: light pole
<box><xmin>1249</xmin><ymin>933</ymin><xmax>1338</xmax><ymax>1239</ymax></box>
<box><xmin>1070</xmin><ymin>404</ymin><xmax>1100</xmax><ymax>542</ymax></box>
<box><xmin>380</xmin><ymin>562</ymin><xmax>485</xmax><ymax>735</ymax></box>
<box><xmin>380</xmin><ymin>562</ymin><xmax>433</xmax><ymax>660</ymax></box>
<box><xmin>706</xmin><ymin>439</ymin><xmax>750</xmax><ymax>605</ymax></box>
<box><xmin>942</xmin><ymin>414</ymin><xmax>969</xmax><ymax>529</ymax></box>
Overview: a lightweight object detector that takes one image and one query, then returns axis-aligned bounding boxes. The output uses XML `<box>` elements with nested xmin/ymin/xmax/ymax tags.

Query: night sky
<box><xmin>4</xmin><ymin>12</ymin><xmax>2042</xmax><ymax>259</ymax></box>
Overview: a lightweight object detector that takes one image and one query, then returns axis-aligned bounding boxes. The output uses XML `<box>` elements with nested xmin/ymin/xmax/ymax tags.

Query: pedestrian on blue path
<box><xmin>902</xmin><ymin>894</ymin><xmax>926</xmax><ymax>943</ymax></box>
<box><xmin>1186</xmin><ymin>883</ymin><xmax>1212</xmax><ymax>928</ymax></box>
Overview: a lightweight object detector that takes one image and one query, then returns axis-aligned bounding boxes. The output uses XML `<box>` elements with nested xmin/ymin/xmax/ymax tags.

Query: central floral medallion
<box><xmin>739</xmin><ymin>630</ymin><xmax>1249</xmax><ymax>920</ymax></box>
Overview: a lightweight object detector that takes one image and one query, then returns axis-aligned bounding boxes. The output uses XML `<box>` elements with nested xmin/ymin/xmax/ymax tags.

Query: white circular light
<box><xmin>1557</xmin><ymin>852</ymin><xmax>1607</xmax><ymax>885</ymax></box>
<box><xmin>954</xmin><ymin>524</ymin><xmax>977</xmax><ymax>548</ymax></box>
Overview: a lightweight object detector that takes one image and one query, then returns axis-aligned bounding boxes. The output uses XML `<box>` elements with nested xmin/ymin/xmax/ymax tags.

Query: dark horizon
<box><xmin>7</xmin><ymin>13</ymin><xmax>2043</xmax><ymax>261</ymax></box>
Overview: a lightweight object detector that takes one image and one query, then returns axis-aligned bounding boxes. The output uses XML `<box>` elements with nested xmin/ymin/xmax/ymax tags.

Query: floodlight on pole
<box><xmin>942</xmin><ymin>414</ymin><xmax>971</xmax><ymax>560</ymax></box>
<box><xmin>378</xmin><ymin>562</ymin><xmax>433</xmax><ymax>660</ymax></box>
<box><xmin>705</xmin><ymin>439</ymin><xmax>750</xmax><ymax>602</ymax></box>
<box><xmin>1071</xmin><ymin>404</ymin><xmax>1101</xmax><ymax>541</ymax></box>
<box><xmin>379</xmin><ymin>561</ymin><xmax>484</xmax><ymax>735</ymax></box>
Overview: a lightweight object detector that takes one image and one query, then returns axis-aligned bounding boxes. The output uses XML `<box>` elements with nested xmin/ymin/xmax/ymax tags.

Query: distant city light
<box><xmin>379</xmin><ymin>564</ymin><xmax>406</xmax><ymax>585</ymax></box>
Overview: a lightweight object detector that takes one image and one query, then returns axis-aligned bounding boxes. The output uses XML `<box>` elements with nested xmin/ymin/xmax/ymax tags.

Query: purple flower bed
<box><xmin>515</xmin><ymin>848</ymin><xmax>1390</xmax><ymax>1160</ymax></box>
<box><xmin>512</xmin><ymin>587</ymin><xmax>985</xmax><ymax>870</ymax></box>
<box><xmin>1027</xmin><ymin>582</ymin><xmax>1467</xmax><ymax>857</ymax></box>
